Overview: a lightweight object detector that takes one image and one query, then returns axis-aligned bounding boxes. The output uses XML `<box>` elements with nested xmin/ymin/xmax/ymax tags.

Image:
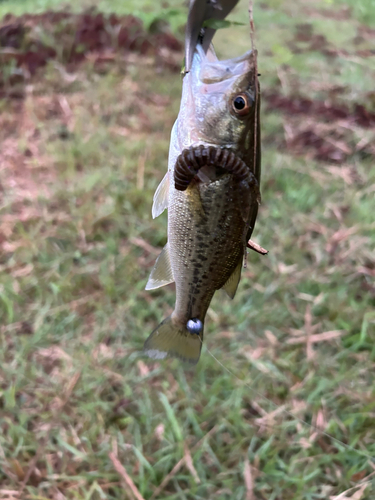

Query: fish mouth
<box><xmin>197</xmin><ymin>45</ymin><xmax>254</xmax><ymax>83</ymax></box>
<box><xmin>174</xmin><ymin>144</ymin><xmax>258</xmax><ymax>192</ymax></box>
<box><xmin>184</xmin><ymin>45</ymin><xmax>256</xmax><ymax>114</ymax></box>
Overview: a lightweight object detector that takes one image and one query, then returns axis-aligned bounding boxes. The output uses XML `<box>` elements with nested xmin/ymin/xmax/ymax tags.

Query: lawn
<box><xmin>0</xmin><ymin>0</ymin><xmax>375</xmax><ymax>499</ymax></box>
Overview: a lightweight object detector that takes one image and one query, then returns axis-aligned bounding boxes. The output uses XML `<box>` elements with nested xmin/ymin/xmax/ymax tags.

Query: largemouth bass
<box><xmin>144</xmin><ymin>43</ymin><xmax>261</xmax><ymax>365</ymax></box>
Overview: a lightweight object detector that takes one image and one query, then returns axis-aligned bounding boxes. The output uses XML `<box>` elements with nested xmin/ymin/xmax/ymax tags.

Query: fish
<box><xmin>144</xmin><ymin>42</ymin><xmax>261</xmax><ymax>365</ymax></box>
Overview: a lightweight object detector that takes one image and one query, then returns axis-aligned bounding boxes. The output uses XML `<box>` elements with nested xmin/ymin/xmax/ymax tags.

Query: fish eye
<box><xmin>232</xmin><ymin>93</ymin><xmax>251</xmax><ymax>116</ymax></box>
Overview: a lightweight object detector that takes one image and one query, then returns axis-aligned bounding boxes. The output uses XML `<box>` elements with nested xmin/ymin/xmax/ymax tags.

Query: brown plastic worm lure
<box><xmin>174</xmin><ymin>145</ymin><xmax>257</xmax><ymax>191</ymax></box>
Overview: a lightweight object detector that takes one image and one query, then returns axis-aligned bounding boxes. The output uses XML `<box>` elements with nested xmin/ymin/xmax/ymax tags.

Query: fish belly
<box><xmin>168</xmin><ymin>174</ymin><xmax>246</xmax><ymax>324</ymax></box>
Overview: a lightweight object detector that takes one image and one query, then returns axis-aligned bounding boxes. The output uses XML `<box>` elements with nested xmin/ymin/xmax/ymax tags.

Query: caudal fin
<box><xmin>143</xmin><ymin>315</ymin><xmax>203</xmax><ymax>365</ymax></box>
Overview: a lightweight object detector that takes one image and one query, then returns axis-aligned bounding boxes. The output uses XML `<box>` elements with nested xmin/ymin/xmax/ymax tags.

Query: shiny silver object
<box><xmin>185</xmin><ymin>0</ymin><xmax>240</xmax><ymax>72</ymax></box>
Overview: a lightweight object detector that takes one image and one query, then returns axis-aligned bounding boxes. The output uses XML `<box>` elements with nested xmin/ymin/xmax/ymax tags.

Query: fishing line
<box><xmin>249</xmin><ymin>0</ymin><xmax>258</xmax><ymax>165</ymax></box>
<box><xmin>199</xmin><ymin>336</ymin><xmax>375</xmax><ymax>463</ymax></box>
<box><xmin>242</xmin><ymin>0</ymin><xmax>260</xmax><ymax>268</ymax></box>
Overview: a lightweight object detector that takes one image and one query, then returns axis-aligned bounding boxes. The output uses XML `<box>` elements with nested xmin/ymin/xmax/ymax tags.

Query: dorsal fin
<box><xmin>145</xmin><ymin>243</ymin><xmax>174</xmax><ymax>290</ymax></box>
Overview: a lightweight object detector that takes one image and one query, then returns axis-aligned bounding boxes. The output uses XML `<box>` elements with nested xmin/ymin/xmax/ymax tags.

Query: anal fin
<box><xmin>145</xmin><ymin>243</ymin><xmax>174</xmax><ymax>290</ymax></box>
<box><xmin>222</xmin><ymin>258</ymin><xmax>243</xmax><ymax>299</ymax></box>
<box><xmin>152</xmin><ymin>172</ymin><xmax>170</xmax><ymax>219</ymax></box>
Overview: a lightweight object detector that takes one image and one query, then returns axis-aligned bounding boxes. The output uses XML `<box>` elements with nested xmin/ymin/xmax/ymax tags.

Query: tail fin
<box><xmin>144</xmin><ymin>315</ymin><xmax>203</xmax><ymax>365</ymax></box>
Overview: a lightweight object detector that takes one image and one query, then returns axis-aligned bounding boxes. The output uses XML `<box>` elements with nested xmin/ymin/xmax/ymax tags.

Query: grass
<box><xmin>1</xmin><ymin>0</ymin><xmax>375</xmax><ymax>499</ymax></box>
<box><xmin>0</xmin><ymin>0</ymin><xmax>188</xmax><ymax>31</ymax></box>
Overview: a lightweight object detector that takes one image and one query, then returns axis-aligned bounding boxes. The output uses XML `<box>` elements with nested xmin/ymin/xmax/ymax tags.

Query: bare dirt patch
<box><xmin>0</xmin><ymin>10</ymin><xmax>182</xmax><ymax>97</ymax></box>
<box><xmin>0</xmin><ymin>10</ymin><xmax>182</xmax><ymax>255</ymax></box>
<box><xmin>264</xmin><ymin>91</ymin><xmax>375</xmax><ymax>162</ymax></box>
<box><xmin>288</xmin><ymin>21</ymin><xmax>375</xmax><ymax>59</ymax></box>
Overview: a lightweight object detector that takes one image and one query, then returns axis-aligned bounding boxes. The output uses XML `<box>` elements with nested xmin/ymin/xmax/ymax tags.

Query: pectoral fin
<box><xmin>145</xmin><ymin>243</ymin><xmax>174</xmax><ymax>290</ymax></box>
<box><xmin>152</xmin><ymin>172</ymin><xmax>170</xmax><ymax>219</ymax></box>
<box><xmin>222</xmin><ymin>258</ymin><xmax>243</xmax><ymax>299</ymax></box>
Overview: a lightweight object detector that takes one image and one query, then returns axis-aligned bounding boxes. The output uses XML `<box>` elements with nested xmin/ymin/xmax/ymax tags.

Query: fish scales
<box><xmin>169</xmin><ymin>175</ymin><xmax>245</xmax><ymax>324</ymax></box>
